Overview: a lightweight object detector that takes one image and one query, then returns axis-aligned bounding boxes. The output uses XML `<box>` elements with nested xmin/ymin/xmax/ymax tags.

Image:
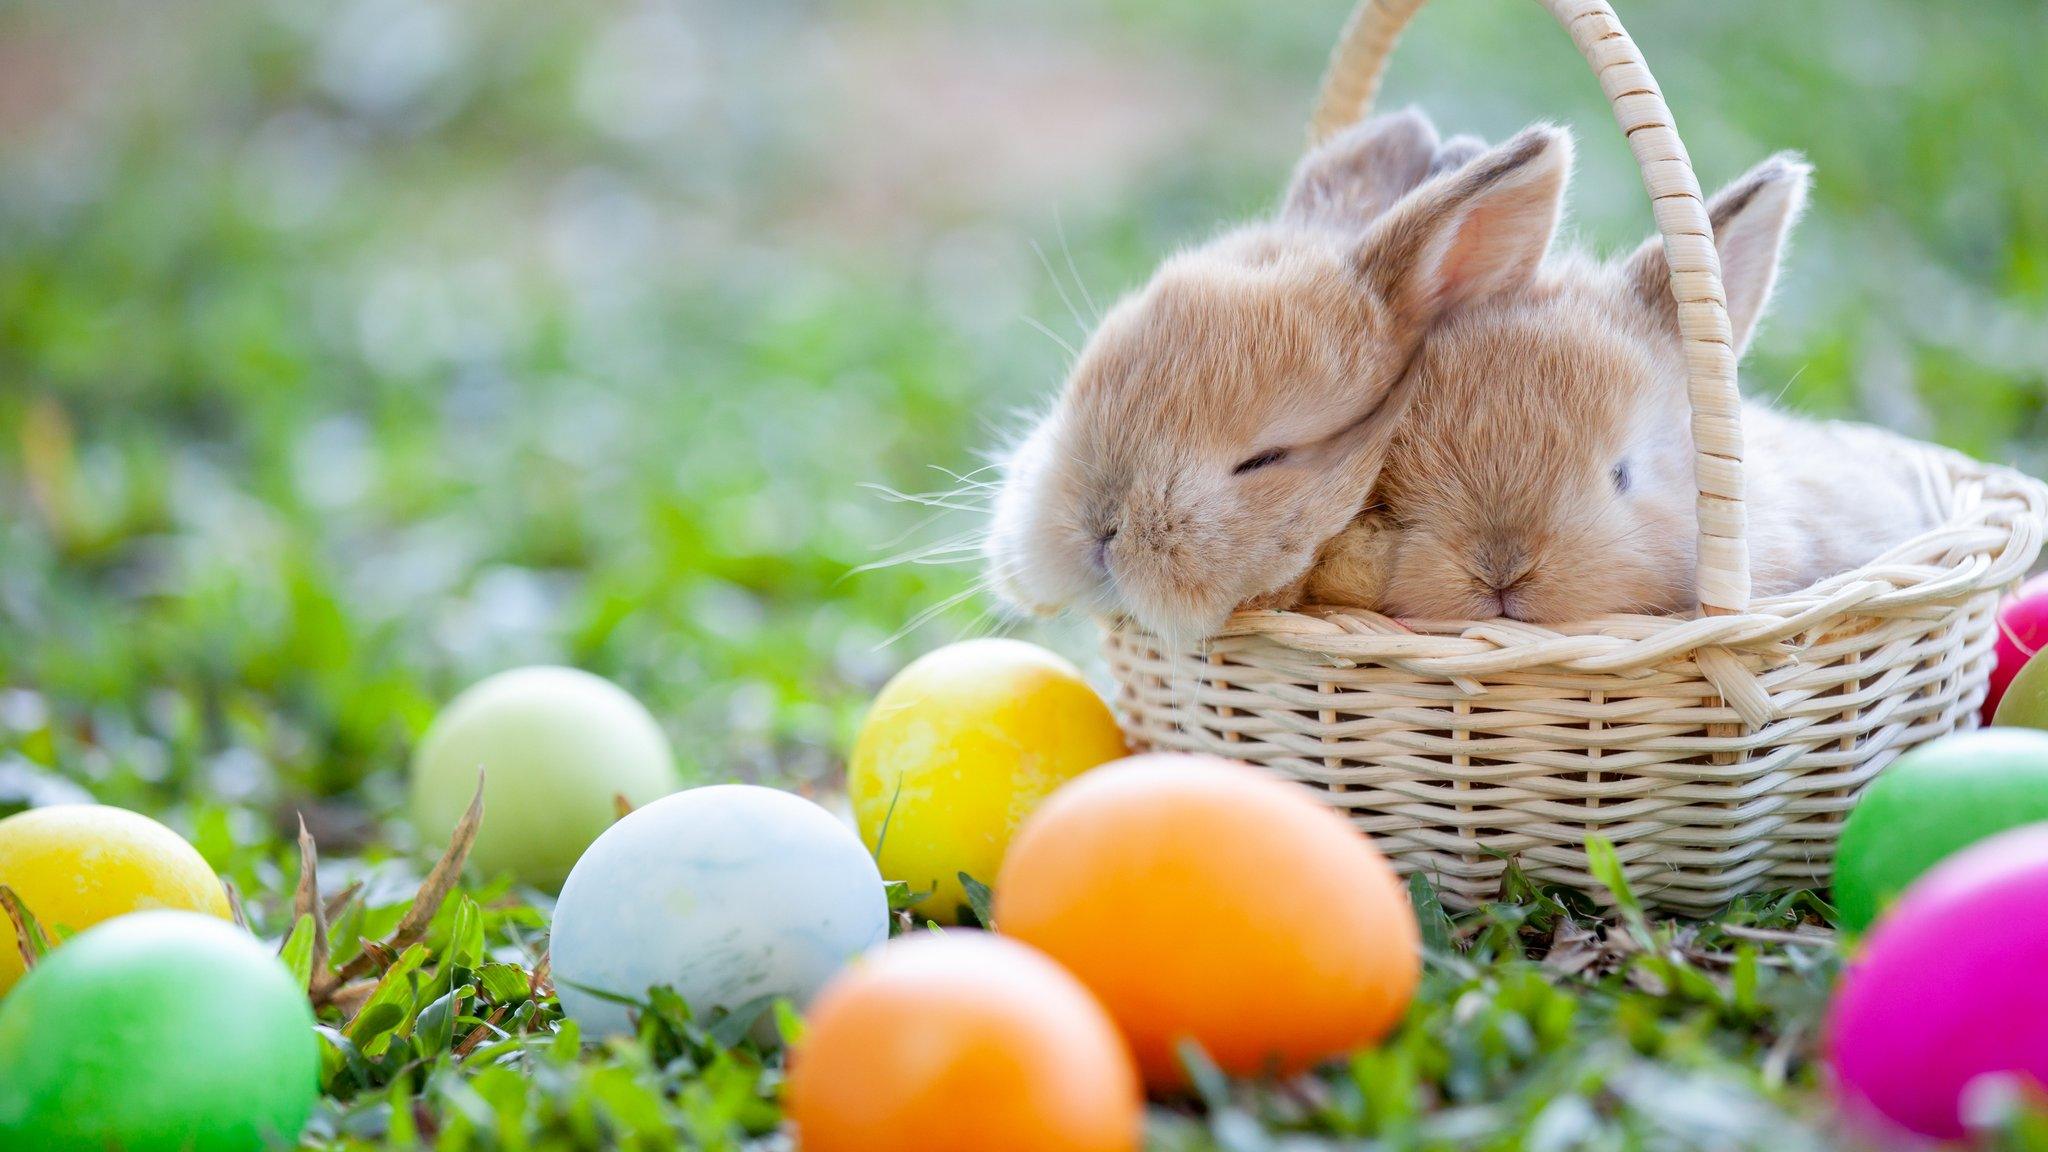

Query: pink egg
<box><xmin>1985</xmin><ymin>574</ymin><xmax>2048</xmax><ymax>723</ymax></box>
<box><xmin>1825</xmin><ymin>823</ymin><xmax>2048</xmax><ymax>1139</ymax></box>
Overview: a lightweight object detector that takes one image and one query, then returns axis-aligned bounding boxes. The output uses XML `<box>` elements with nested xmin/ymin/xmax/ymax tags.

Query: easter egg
<box><xmin>550</xmin><ymin>784</ymin><xmax>888</xmax><ymax>1038</ymax></box>
<box><xmin>849</xmin><ymin>639</ymin><xmax>1127</xmax><ymax>923</ymax></box>
<box><xmin>1832</xmin><ymin>728</ymin><xmax>2048</xmax><ymax>933</ymax></box>
<box><xmin>786</xmin><ymin>932</ymin><xmax>1141</xmax><ymax>1152</ymax></box>
<box><xmin>1982</xmin><ymin>573</ymin><xmax>2048</xmax><ymax>722</ymax></box>
<box><xmin>1826</xmin><ymin>823</ymin><xmax>2048</xmax><ymax>1139</ymax></box>
<box><xmin>0</xmin><ymin>804</ymin><xmax>231</xmax><ymax>996</ymax></box>
<box><xmin>0</xmin><ymin>911</ymin><xmax>320</xmax><ymax>1152</ymax></box>
<box><xmin>411</xmin><ymin>665</ymin><xmax>682</xmax><ymax>888</ymax></box>
<box><xmin>1993</xmin><ymin>647</ymin><xmax>2048</xmax><ymax>731</ymax></box>
<box><xmin>995</xmin><ymin>753</ymin><xmax>1419</xmax><ymax>1088</ymax></box>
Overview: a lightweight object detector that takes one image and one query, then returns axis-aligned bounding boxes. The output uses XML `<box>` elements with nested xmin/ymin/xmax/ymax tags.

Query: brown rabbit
<box><xmin>984</xmin><ymin>117</ymin><xmax>1572</xmax><ymax>641</ymax></box>
<box><xmin>1277</xmin><ymin>130</ymin><xmax>1496</xmax><ymax>614</ymax></box>
<box><xmin>1365</xmin><ymin>149</ymin><xmax>1942</xmax><ymax>622</ymax></box>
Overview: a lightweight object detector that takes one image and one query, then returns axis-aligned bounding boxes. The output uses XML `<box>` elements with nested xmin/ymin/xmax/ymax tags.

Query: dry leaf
<box><xmin>355</xmin><ymin>938</ymin><xmax>397</xmax><ymax>972</ymax></box>
<box><xmin>454</xmin><ymin>1003</ymin><xmax>510</xmax><ymax>1058</ymax></box>
<box><xmin>312</xmin><ymin>771</ymin><xmax>484</xmax><ymax>1005</ymax></box>
<box><xmin>291</xmin><ymin>814</ymin><xmax>330</xmax><ymax>979</ymax></box>
<box><xmin>329</xmin><ymin>979</ymin><xmax>378</xmax><ymax>1018</ymax></box>
<box><xmin>323</xmin><ymin>880</ymin><xmax>364</xmax><ymax>922</ymax></box>
<box><xmin>531</xmin><ymin>952</ymin><xmax>553</xmax><ymax>999</ymax></box>
<box><xmin>0</xmin><ymin>885</ymin><xmax>44</xmax><ymax>972</ymax></box>
<box><xmin>222</xmin><ymin>877</ymin><xmax>250</xmax><ymax>932</ymax></box>
<box><xmin>1542</xmin><ymin>916</ymin><xmax>1606</xmax><ymax>978</ymax></box>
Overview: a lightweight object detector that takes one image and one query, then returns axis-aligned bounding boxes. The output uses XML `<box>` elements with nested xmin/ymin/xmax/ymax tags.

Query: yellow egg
<box><xmin>0</xmin><ymin>805</ymin><xmax>231</xmax><ymax>996</ymax></box>
<box><xmin>849</xmin><ymin>639</ymin><xmax>1128</xmax><ymax>923</ymax></box>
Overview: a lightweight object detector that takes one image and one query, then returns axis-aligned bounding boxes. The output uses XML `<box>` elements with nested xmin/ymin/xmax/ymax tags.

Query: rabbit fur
<box><xmin>1360</xmin><ymin>144</ymin><xmax>1943</xmax><ymax>622</ymax></box>
<box><xmin>983</xmin><ymin>111</ymin><xmax>1566</xmax><ymax>642</ymax></box>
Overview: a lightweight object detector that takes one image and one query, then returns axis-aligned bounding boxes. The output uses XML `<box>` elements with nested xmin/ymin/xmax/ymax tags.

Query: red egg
<box><xmin>1985</xmin><ymin>574</ymin><xmax>2048</xmax><ymax>723</ymax></box>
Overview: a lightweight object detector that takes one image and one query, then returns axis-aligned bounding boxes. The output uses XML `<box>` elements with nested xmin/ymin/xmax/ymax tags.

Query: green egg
<box><xmin>0</xmin><ymin>911</ymin><xmax>319</xmax><ymax>1152</ymax></box>
<box><xmin>1833</xmin><ymin>728</ymin><xmax>2048</xmax><ymax>933</ymax></box>
<box><xmin>410</xmin><ymin>665</ymin><xmax>682</xmax><ymax>888</ymax></box>
<box><xmin>1993</xmin><ymin>648</ymin><xmax>2048</xmax><ymax>731</ymax></box>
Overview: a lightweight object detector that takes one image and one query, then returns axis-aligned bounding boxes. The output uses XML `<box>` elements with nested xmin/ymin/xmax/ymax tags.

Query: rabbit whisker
<box><xmin>1030</xmin><ymin>237</ymin><xmax>1094</xmax><ymax>340</ymax></box>
<box><xmin>1021</xmin><ymin>314</ymin><xmax>1080</xmax><ymax>362</ymax></box>
<box><xmin>857</xmin><ymin>482</ymin><xmax>990</xmax><ymax>514</ymax></box>
<box><xmin>1053</xmin><ymin>208</ymin><xmax>1102</xmax><ymax>324</ymax></box>
<box><xmin>877</xmin><ymin>579</ymin><xmax>992</xmax><ymax>652</ymax></box>
<box><xmin>844</xmin><ymin>535</ymin><xmax>989</xmax><ymax>579</ymax></box>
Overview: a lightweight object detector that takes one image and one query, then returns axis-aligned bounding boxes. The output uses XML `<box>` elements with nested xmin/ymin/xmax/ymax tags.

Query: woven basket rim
<box><xmin>1108</xmin><ymin>451</ymin><xmax>2047</xmax><ymax>688</ymax></box>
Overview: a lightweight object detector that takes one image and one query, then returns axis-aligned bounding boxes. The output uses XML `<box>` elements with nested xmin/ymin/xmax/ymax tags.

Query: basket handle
<box><xmin>1311</xmin><ymin>0</ymin><xmax>1749</xmax><ymax>617</ymax></box>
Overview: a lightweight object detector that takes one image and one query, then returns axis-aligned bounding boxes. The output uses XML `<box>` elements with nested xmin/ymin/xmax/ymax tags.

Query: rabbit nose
<box><xmin>1091</xmin><ymin>527</ymin><xmax>1118</xmax><ymax>573</ymax></box>
<box><xmin>1471</xmin><ymin>576</ymin><xmax>1530</xmax><ymax>620</ymax></box>
<box><xmin>1491</xmin><ymin>583</ymin><xmax>1528</xmax><ymax>620</ymax></box>
<box><xmin>1475</xmin><ymin>542</ymin><xmax>1533</xmax><ymax>593</ymax></box>
<box><xmin>1474</xmin><ymin>555</ymin><xmax>1535</xmax><ymax>620</ymax></box>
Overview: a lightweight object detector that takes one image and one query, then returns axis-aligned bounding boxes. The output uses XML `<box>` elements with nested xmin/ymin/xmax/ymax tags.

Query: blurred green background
<box><xmin>2</xmin><ymin>0</ymin><xmax>2044</xmax><ymax>847</ymax></box>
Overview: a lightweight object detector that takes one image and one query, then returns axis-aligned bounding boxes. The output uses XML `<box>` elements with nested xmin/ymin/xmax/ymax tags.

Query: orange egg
<box><xmin>785</xmin><ymin>932</ymin><xmax>1142</xmax><ymax>1152</ymax></box>
<box><xmin>994</xmin><ymin>753</ymin><xmax>1420</xmax><ymax>1088</ymax></box>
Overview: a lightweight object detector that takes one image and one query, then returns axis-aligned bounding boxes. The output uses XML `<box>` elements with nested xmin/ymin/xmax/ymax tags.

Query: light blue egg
<box><xmin>549</xmin><ymin>784</ymin><xmax>889</xmax><ymax>1038</ymax></box>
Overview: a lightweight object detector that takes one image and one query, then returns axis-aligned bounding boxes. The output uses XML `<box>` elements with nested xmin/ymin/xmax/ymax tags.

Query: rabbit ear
<box><xmin>1427</xmin><ymin>134</ymin><xmax>1487</xmax><ymax>178</ymax></box>
<box><xmin>1627</xmin><ymin>152</ymin><xmax>1811</xmax><ymax>356</ymax></box>
<box><xmin>1281</xmin><ymin>108</ymin><xmax>1441</xmax><ymax>232</ymax></box>
<box><xmin>1354</xmin><ymin>124</ymin><xmax>1573</xmax><ymax>325</ymax></box>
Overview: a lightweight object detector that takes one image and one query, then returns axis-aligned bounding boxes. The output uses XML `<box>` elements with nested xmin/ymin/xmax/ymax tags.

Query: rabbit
<box><xmin>1248</xmin><ymin>129</ymin><xmax>1496</xmax><ymax>616</ymax></box>
<box><xmin>984</xmin><ymin>117</ymin><xmax>1571</xmax><ymax>643</ymax></box>
<box><xmin>1290</xmin><ymin>504</ymin><xmax>1400</xmax><ymax>608</ymax></box>
<box><xmin>1365</xmin><ymin>147</ymin><xmax>1943</xmax><ymax>623</ymax></box>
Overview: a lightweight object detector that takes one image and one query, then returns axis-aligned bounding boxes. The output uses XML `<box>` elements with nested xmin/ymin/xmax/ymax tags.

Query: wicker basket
<box><xmin>1100</xmin><ymin>0</ymin><xmax>2048</xmax><ymax>913</ymax></box>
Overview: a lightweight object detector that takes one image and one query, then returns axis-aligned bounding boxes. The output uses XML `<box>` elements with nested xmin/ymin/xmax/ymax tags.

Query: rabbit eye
<box><xmin>1233</xmin><ymin>448</ymin><xmax>1288</xmax><ymax>475</ymax></box>
<box><xmin>1611</xmin><ymin>461</ymin><xmax>1632</xmax><ymax>493</ymax></box>
<box><xmin>1361</xmin><ymin>499</ymin><xmax>1408</xmax><ymax>528</ymax></box>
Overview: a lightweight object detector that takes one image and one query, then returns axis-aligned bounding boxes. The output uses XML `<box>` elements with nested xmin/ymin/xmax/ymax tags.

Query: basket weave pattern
<box><xmin>1107</xmin><ymin>454</ymin><xmax>2044</xmax><ymax>911</ymax></box>
<box><xmin>1099</xmin><ymin>0</ymin><xmax>2048</xmax><ymax>912</ymax></box>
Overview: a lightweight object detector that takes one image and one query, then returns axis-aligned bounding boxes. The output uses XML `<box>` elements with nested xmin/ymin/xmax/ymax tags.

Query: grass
<box><xmin>1</xmin><ymin>0</ymin><xmax>2045</xmax><ymax>1147</ymax></box>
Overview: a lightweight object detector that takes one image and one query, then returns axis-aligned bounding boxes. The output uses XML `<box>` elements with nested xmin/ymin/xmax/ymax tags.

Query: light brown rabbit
<box><xmin>983</xmin><ymin>118</ymin><xmax>1570</xmax><ymax>642</ymax></box>
<box><xmin>1281</xmin><ymin>130</ymin><xmax>1494</xmax><ymax>614</ymax></box>
<box><xmin>1366</xmin><ymin>149</ymin><xmax>1942</xmax><ymax>623</ymax></box>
